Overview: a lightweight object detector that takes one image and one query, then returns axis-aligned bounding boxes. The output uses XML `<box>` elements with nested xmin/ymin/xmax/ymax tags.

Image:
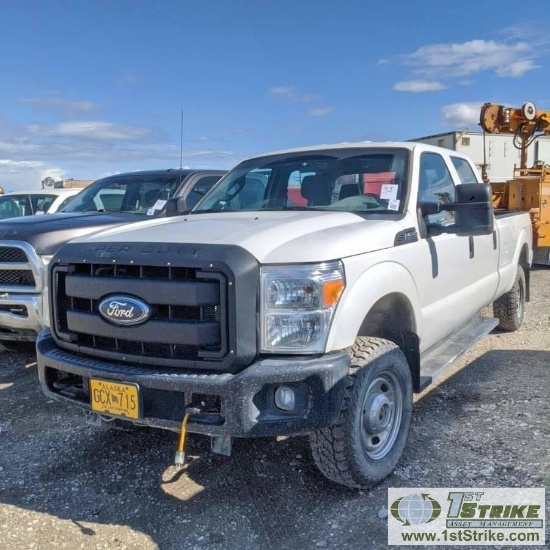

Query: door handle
<box><xmin>469</xmin><ymin>236</ymin><xmax>474</xmax><ymax>259</ymax></box>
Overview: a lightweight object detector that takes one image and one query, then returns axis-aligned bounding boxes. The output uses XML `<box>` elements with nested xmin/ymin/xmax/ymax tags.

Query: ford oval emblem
<box><xmin>98</xmin><ymin>295</ymin><xmax>152</xmax><ymax>326</ymax></box>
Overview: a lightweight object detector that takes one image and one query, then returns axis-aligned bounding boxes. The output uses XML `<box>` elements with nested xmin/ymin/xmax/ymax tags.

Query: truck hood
<box><xmin>0</xmin><ymin>212</ymin><xmax>147</xmax><ymax>255</ymax></box>
<box><xmin>70</xmin><ymin>211</ymin><xmax>401</xmax><ymax>263</ymax></box>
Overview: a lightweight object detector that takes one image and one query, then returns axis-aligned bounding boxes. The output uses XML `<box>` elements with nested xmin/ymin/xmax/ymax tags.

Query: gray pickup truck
<box><xmin>0</xmin><ymin>168</ymin><xmax>225</xmax><ymax>350</ymax></box>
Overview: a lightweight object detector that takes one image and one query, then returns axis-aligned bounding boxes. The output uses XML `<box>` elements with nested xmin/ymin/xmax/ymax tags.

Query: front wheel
<box><xmin>493</xmin><ymin>265</ymin><xmax>526</xmax><ymax>332</ymax></box>
<box><xmin>309</xmin><ymin>337</ymin><xmax>413</xmax><ymax>489</ymax></box>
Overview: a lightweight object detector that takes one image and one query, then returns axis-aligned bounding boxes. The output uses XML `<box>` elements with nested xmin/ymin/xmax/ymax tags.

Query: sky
<box><xmin>1</xmin><ymin>0</ymin><xmax>550</xmax><ymax>191</ymax></box>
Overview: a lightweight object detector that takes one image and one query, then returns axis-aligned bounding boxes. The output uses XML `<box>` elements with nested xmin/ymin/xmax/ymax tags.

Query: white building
<box><xmin>409</xmin><ymin>131</ymin><xmax>550</xmax><ymax>182</ymax></box>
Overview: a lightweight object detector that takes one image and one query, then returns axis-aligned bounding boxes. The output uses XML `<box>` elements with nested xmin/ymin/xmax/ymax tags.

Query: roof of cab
<box><xmin>2</xmin><ymin>188</ymin><xmax>81</xmax><ymax>196</ymax></box>
<box><xmin>242</xmin><ymin>140</ymin><xmax>461</xmax><ymax>161</ymax></box>
<box><xmin>95</xmin><ymin>168</ymin><xmax>226</xmax><ymax>182</ymax></box>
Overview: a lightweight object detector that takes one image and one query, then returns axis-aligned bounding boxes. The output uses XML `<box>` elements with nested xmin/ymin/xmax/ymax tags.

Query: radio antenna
<box><xmin>179</xmin><ymin>109</ymin><xmax>184</xmax><ymax>184</ymax></box>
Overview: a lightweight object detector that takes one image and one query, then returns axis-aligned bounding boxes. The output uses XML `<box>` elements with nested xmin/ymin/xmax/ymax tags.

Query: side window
<box><xmin>56</xmin><ymin>195</ymin><xmax>76</xmax><ymax>212</ymax></box>
<box><xmin>31</xmin><ymin>194</ymin><xmax>56</xmax><ymax>213</ymax></box>
<box><xmin>451</xmin><ymin>156</ymin><xmax>479</xmax><ymax>184</ymax></box>
<box><xmin>186</xmin><ymin>175</ymin><xmax>222</xmax><ymax>211</ymax></box>
<box><xmin>418</xmin><ymin>153</ymin><xmax>456</xmax><ymax>226</ymax></box>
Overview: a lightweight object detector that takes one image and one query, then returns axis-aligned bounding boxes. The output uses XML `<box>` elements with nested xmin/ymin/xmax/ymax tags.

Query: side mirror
<box><xmin>451</xmin><ymin>183</ymin><xmax>494</xmax><ymax>236</ymax></box>
<box><xmin>164</xmin><ymin>197</ymin><xmax>189</xmax><ymax>217</ymax></box>
<box><xmin>421</xmin><ymin>183</ymin><xmax>494</xmax><ymax>237</ymax></box>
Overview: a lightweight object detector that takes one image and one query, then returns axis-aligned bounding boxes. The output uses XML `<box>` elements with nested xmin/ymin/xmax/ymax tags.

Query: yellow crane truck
<box><xmin>480</xmin><ymin>101</ymin><xmax>550</xmax><ymax>264</ymax></box>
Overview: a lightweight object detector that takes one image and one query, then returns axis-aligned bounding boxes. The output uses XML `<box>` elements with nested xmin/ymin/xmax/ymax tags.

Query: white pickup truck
<box><xmin>37</xmin><ymin>142</ymin><xmax>532</xmax><ymax>489</ymax></box>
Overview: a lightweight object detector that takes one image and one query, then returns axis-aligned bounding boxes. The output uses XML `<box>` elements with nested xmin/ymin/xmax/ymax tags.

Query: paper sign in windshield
<box><xmin>153</xmin><ymin>199</ymin><xmax>166</xmax><ymax>210</ymax></box>
<box><xmin>380</xmin><ymin>184</ymin><xmax>398</xmax><ymax>200</ymax></box>
<box><xmin>388</xmin><ymin>199</ymin><xmax>400</xmax><ymax>211</ymax></box>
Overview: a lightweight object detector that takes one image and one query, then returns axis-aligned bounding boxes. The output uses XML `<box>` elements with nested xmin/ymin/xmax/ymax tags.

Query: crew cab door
<box><xmin>449</xmin><ymin>155</ymin><xmax>499</xmax><ymax>304</ymax></box>
<box><xmin>415</xmin><ymin>152</ymin><xmax>497</xmax><ymax>349</ymax></box>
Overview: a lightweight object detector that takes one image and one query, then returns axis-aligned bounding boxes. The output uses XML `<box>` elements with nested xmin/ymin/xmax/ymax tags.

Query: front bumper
<box><xmin>0</xmin><ymin>293</ymin><xmax>43</xmax><ymax>341</ymax></box>
<box><xmin>37</xmin><ymin>330</ymin><xmax>350</xmax><ymax>437</ymax></box>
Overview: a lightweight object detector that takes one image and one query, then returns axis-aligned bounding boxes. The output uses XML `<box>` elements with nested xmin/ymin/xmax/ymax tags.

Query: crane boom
<box><xmin>480</xmin><ymin>101</ymin><xmax>550</xmax><ymax>168</ymax></box>
<box><xmin>479</xmin><ymin>101</ymin><xmax>550</xmax><ymax>264</ymax></box>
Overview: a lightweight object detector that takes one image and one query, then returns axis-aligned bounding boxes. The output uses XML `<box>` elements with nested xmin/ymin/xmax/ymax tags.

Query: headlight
<box><xmin>260</xmin><ymin>261</ymin><xmax>345</xmax><ymax>353</ymax></box>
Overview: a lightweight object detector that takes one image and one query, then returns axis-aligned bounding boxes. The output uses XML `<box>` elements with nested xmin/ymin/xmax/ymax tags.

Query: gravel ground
<box><xmin>0</xmin><ymin>269</ymin><xmax>549</xmax><ymax>550</ymax></box>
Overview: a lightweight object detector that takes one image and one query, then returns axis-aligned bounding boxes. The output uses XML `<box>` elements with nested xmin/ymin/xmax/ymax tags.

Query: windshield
<box><xmin>194</xmin><ymin>148</ymin><xmax>409</xmax><ymax>214</ymax></box>
<box><xmin>0</xmin><ymin>193</ymin><xmax>58</xmax><ymax>219</ymax></box>
<box><xmin>61</xmin><ymin>174</ymin><xmax>182</xmax><ymax>215</ymax></box>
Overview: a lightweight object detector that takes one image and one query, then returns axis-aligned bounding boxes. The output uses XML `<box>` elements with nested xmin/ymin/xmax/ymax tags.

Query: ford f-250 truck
<box><xmin>37</xmin><ymin>142</ymin><xmax>532</xmax><ymax>488</ymax></box>
<box><xmin>0</xmin><ymin>168</ymin><xmax>224</xmax><ymax>350</ymax></box>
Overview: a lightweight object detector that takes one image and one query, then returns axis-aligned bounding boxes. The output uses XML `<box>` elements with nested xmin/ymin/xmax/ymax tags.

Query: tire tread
<box><xmin>493</xmin><ymin>265</ymin><xmax>525</xmax><ymax>332</ymax></box>
<box><xmin>309</xmin><ymin>337</ymin><xmax>409</xmax><ymax>489</ymax></box>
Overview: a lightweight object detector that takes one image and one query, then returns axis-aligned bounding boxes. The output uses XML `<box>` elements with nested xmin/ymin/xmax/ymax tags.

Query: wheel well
<box><xmin>519</xmin><ymin>243</ymin><xmax>530</xmax><ymax>301</ymax></box>
<box><xmin>357</xmin><ymin>293</ymin><xmax>421</xmax><ymax>391</ymax></box>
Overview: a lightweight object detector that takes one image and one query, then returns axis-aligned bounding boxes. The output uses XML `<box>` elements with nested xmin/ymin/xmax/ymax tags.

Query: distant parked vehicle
<box><xmin>0</xmin><ymin>189</ymin><xmax>81</xmax><ymax>220</ymax></box>
<box><xmin>0</xmin><ymin>169</ymin><xmax>226</xmax><ymax>350</ymax></box>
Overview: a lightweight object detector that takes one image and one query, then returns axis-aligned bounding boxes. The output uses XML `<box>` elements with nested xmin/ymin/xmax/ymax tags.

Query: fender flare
<box><xmin>327</xmin><ymin>260</ymin><xmax>422</xmax><ymax>352</ymax></box>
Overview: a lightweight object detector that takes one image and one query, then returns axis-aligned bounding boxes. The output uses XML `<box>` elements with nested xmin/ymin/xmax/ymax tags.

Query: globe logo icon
<box><xmin>391</xmin><ymin>493</ymin><xmax>441</xmax><ymax>526</ymax></box>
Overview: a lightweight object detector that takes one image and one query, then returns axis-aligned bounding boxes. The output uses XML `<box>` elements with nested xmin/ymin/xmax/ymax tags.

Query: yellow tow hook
<box><xmin>175</xmin><ymin>406</ymin><xmax>201</xmax><ymax>466</ymax></box>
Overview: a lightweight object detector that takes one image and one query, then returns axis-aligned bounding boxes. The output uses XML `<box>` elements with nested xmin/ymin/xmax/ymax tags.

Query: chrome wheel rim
<box><xmin>360</xmin><ymin>371</ymin><xmax>403</xmax><ymax>460</ymax></box>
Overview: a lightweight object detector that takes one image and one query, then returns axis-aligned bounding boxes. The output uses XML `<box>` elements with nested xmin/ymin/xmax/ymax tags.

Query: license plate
<box><xmin>89</xmin><ymin>379</ymin><xmax>140</xmax><ymax>420</ymax></box>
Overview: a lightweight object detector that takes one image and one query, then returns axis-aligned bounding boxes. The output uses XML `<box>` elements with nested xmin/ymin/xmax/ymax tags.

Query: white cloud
<box><xmin>307</xmin><ymin>106</ymin><xmax>334</xmax><ymax>117</ymax></box>
<box><xmin>441</xmin><ymin>102</ymin><xmax>484</xmax><ymax>126</ymax></box>
<box><xmin>0</xmin><ymin>160</ymin><xmax>68</xmax><ymax>192</ymax></box>
<box><xmin>269</xmin><ymin>86</ymin><xmax>295</xmax><ymax>98</ymax></box>
<box><xmin>496</xmin><ymin>59</ymin><xmax>538</xmax><ymax>77</ymax></box>
<box><xmin>394</xmin><ymin>39</ymin><xmax>538</xmax><ymax>79</ymax></box>
<box><xmin>184</xmin><ymin>148</ymin><xmax>236</xmax><ymax>159</ymax></box>
<box><xmin>19</xmin><ymin>97</ymin><xmax>100</xmax><ymax>116</ymax></box>
<box><xmin>0</xmin><ymin>113</ymin><xmax>239</xmax><ymax>189</ymax></box>
<box><xmin>269</xmin><ymin>86</ymin><xmax>322</xmax><ymax>103</ymax></box>
<box><xmin>393</xmin><ymin>80</ymin><xmax>447</xmax><ymax>92</ymax></box>
<box><xmin>41</xmin><ymin>167</ymin><xmax>68</xmax><ymax>181</ymax></box>
<box><xmin>116</xmin><ymin>71</ymin><xmax>142</xmax><ymax>86</ymax></box>
<box><xmin>497</xmin><ymin>24</ymin><xmax>544</xmax><ymax>43</ymax></box>
<box><xmin>0</xmin><ymin>159</ymin><xmax>44</xmax><ymax>171</ymax></box>
<box><xmin>45</xmin><ymin>121</ymin><xmax>152</xmax><ymax>141</ymax></box>
<box><xmin>301</xmin><ymin>94</ymin><xmax>322</xmax><ymax>103</ymax></box>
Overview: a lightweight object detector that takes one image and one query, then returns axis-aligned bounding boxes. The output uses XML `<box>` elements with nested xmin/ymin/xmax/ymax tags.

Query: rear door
<box><xmin>414</xmin><ymin>151</ymin><xmax>494</xmax><ymax>349</ymax></box>
<box><xmin>450</xmin><ymin>155</ymin><xmax>499</xmax><ymax>305</ymax></box>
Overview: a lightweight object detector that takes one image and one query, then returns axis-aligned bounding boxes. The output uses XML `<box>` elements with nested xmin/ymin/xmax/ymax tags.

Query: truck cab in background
<box><xmin>0</xmin><ymin>188</ymin><xmax>81</xmax><ymax>220</ymax></box>
<box><xmin>37</xmin><ymin>142</ymin><xmax>532</xmax><ymax>488</ymax></box>
<box><xmin>0</xmin><ymin>169</ymin><xmax>225</xmax><ymax>350</ymax></box>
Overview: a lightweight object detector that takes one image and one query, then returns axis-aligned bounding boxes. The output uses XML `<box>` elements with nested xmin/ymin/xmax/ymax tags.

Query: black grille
<box><xmin>0</xmin><ymin>247</ymin><xmax>28</xmax><ymax>263</ymax></box>
<box><xmin>0</xmin><ymin>270</ymin><xmax>35</xmax><ymax>286</ymax></box>
<box><xmin>53</xmin><ymin>262</ymin><xmax>228</xmax><ymax>368</ymax></box>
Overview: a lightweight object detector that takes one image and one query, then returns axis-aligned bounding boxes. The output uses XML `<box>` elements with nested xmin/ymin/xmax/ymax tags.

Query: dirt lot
<box><xmin>0</xmin><ymin>269</ymin><xmax>549</xmax><ymax>550</ymax></box>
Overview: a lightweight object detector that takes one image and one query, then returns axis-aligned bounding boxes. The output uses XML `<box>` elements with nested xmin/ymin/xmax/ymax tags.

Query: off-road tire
<box><xmin>493</xmin><ymin>265</ymin><xmax>526</xmax><ymax>332</ymax></box>
<box><xmin>309</xmin><ymin>337</ymin><xmax>413</xmax><ymax>489</ymax></box>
